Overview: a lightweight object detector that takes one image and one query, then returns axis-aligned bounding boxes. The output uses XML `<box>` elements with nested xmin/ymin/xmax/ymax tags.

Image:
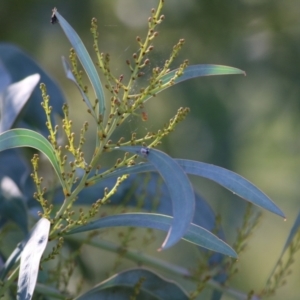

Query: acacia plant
<box><xmin>0</xmin><ymin>1</ymin><xmax>298</xmax><ymax>299</ymax></box>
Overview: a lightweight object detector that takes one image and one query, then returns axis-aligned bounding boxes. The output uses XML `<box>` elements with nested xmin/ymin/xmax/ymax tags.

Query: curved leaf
<box><xmin>0</xmin><ymin>43</ymin><xmax>65</xmax><ymax>136</ymax></box>
<box><xmin>17</xmin><ymin>218</ymin><xmax>50</xmax><ymax>300</ymax></box>
<box><xmin>0</xmin><ymin>74</ymin><xmax>40</xmax><ymax>133</ymax></box>
<box><xmin>61</xmin><ymin>57</ymin><xmax>96</xmax><ymax>119</ymax></box>
<box><xmin>143</xmin><ymin>64</ymin><xmax>245</xmax><ymax>104</ymax></box>
<box><xmin>54</xmin><ymin>10</ymin><xmax>106</xmax><ymax>117</ymax></box>
<box><xmin>267</xmin><ymin>210</ymin><xmax>300</xmax><ymax>283</ymax></box>
<box><xmin>83</xmin><ymin>172</ymin><xmax>227</xmax><ymax>284</ymax></box>
<box><xmin>0</xmin><ymin>129</ymin><xmax>65</xmax><ymax>188</ymax></box>
<box><xmin>282</xmin><ymin>211</ymin><xmax>300</xmax><ymax>253</ymax></box>
<box><xmin>50</xmin><ymin>171</ymin><xmax>225</xmax><ymax>237</ymax></box>
<box><xmin>67</xmin><ymin>213</ymin><xmax>237</xmax><ymax>257</ymax></box>
<box><xmin>170</xmin><ymin>64</ymin><xmax>245</xmax><ymax>80</ymax></box>
<box><xmin>50</xmin><ymin>171</ymin><xmax>226</xmax><ymax>264</ymax></box>
<box><xmin>176</xmin><ymin>159</ymin><xmax>285</xmax><ymax>218</ymax></box>
<box><xmin>116</xmin><ymin>146</ymin><xmax>195</xmax><ymax>250</ymax></box>
<box><xmin>77</xmin><ymin>287</ymin><xmax>156</xmax><ymax>300</ymax></box>
<box><xmin>78</xmin><ymin>172</ymin><xmax>223</xmax><ymax>236</ymax></box>
<box><xmin>101</xmin><ymin>158</ymin><xmax>284</xmax><ymax>218</ymax></box>
<box><xmin>75</xmin><ymin>268</ymin><xmax>189</xmax><ymax>300</ymax></box>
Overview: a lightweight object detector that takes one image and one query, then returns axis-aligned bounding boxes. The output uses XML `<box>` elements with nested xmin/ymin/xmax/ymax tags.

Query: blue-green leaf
<box><xmin>77</xmin><ymin>287</ymin><xmax>156</xmax><ymax>300</ymax></box>
<box><xmin>116</xmin><ymin>146</ymin><xmax>195</xmax><ymax>250</ymax></box>
<box><xmin>0</xmin><ymin>129</ymin><xmax>65</xmax><ymax>189</ymax></box>
<box><xmin>67</xmin><ymin>213</ymin><xmax>237</xmax><ymax>257</ymax></box>
<box><xmin>0</xmin><ymin>43</ymin><xmax>65</xmax><ymax>136</ymax></box>
<box><xmin>54</xmin><ymin>10</ymin><xmax>106</xmax><ymax>117</ymax></box>
<box><xmin>0</xmin><ymin>74</ymin><xmax>40</xmax><ymax>133</ymax></box>
<box><xmin>143</xmin><ymin>64</ymin><xmax>245</xmax><ymax>104</ymax></box>
<box><xmin>17</xmin><ymin>218</ymin><xmax>50</xmax><ymax>300</ymax></box>
<box><xmin>61</xmin><ymin>57</ymin><xmax>97</xmax><ymax>120</ymax></box>
<box><xmin>75</xmin><ymin>268</ymin><xmax>189</xmax><ymax>300</ymax></box>
<box><xmin>266</xmin><ymin>210</ymin><xmax>300</xmax><ymax>283</ymax></box>
<box><xmin>281</xmin><ymin>211</ymin><xmax>300</xmax><ymax>253</ymax></box>
<box><xmin>176</xmin><ymin>159</ymin><xmax>285</xmax><ymax>218</ymax></box>
<box><xmin>51</xmin><ymin>171</ymin><xmax>226</xmax><ymax>263</ymax></box>
<box><xmin>164</xmin><ymin>64</ymin><xmax>245</xmax><ymax>84</ymax></box>
<box><xmin>101</xmin><ymin>159</ymin><xmax>284</xmax><ymax>218</ymax></box>
<box><xmin>51</xmin><ymin>170</ymin><xmax>225</xmax><ymax>239</ymax></box>
<box><xmin>77</xmin><ymin>172</ymin><xmax>224</xmax><ymax>237</ymax></box>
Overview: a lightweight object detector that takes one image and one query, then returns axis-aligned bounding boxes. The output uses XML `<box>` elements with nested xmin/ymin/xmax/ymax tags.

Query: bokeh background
<box><xmin>1</xmin><ymin>0</ymin><xmax>300</xmax><ymax>299</ymax></box>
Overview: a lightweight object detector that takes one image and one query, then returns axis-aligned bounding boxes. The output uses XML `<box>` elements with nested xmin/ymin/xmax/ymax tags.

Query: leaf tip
<box><xmin>230</xmin><ymin>251</ymin><xmax>238</xmax><ymax>259</ymax></box>
<box><xmin>277</xmin><ymin>209</ymin><xmax>286</xmax><ymax>219</ymax></box>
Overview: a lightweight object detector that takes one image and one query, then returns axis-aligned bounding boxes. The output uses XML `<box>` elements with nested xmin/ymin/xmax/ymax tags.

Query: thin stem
<box><xmin>52</xmin><ymin>171</ymin><xmax>90</xmax><ymax>233</ymax></box>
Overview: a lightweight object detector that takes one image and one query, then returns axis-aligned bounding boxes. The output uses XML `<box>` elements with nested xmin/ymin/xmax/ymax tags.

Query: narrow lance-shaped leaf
<box><xmin>75</xmin><ymin>268</ymin><xmax>189</xmax><ymax>300</ymax></box>
<box><xmin>176</xmin><ymin>159</ymin><xmax>285</xmax><ymax>218</ymax></box>
<box><xmin>0</xmin><ymin>43</ymin><xmax>65</xmax><ymax>136</ymax></box>
<box><xmin>281</xmin><ymin>211</ymin><xmax>300</xmax><ymax>253</ymax></box>
<box><xmin>61</xmin><ymin>57</ymin><xmax>97</xmax><ymax>120</ymax></box>
<box><xmin>54</xmin><ymin>9</ymin><xmax>106</xmax><ymax>117</ymax></box>
<box><xmin>116</xmin><ymin>146</ymin><xmax>195</xmax><ymax>250</ymax></box>
<box><xmin>143</xmin><ymin>64</ymin><xmax>245</xmax><ymax>104</ymax></box>
<box><xmin>58</xmin><ymin>170</ymin><xmax>226</xmax><ymax>244</ymax></box>
<box><xmin>100</xmin><ymin>159</ymin><xmax>284</xmax><ymax>218</ymax></box>
<box><xmin>0</xmin><ymin>74</ymin><xmax>40</xmax><ymax>133</ymax></box>
<box><xmin>17</xmin><ymin>218</ymin><xmax>50</xmax><ymax>300</ymax></box>
<box><xmin>86</xmin><ymin>172</ymin><xmax>223</xmax><ymax>237</ymax></box>
<box><xmin>67</xmin><ymin>213</ymin><xmax>237</xmax><ymax>258</ymax></box>
<box><xmin>266</xmin><ymin>210</ymin><xmax>300</xmax><ymax>283</ymax></box>
<box><xmin>0</xmin><ymin>129</ymin><xmax>65</xmax><ymax>189</ymax></box>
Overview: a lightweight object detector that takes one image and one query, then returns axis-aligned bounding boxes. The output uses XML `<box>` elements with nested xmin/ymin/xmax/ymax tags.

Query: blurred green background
<box><xmin>1</xmin><ymin>0</ymin><xmax>300</xmax><ymax>299</ymax></box>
